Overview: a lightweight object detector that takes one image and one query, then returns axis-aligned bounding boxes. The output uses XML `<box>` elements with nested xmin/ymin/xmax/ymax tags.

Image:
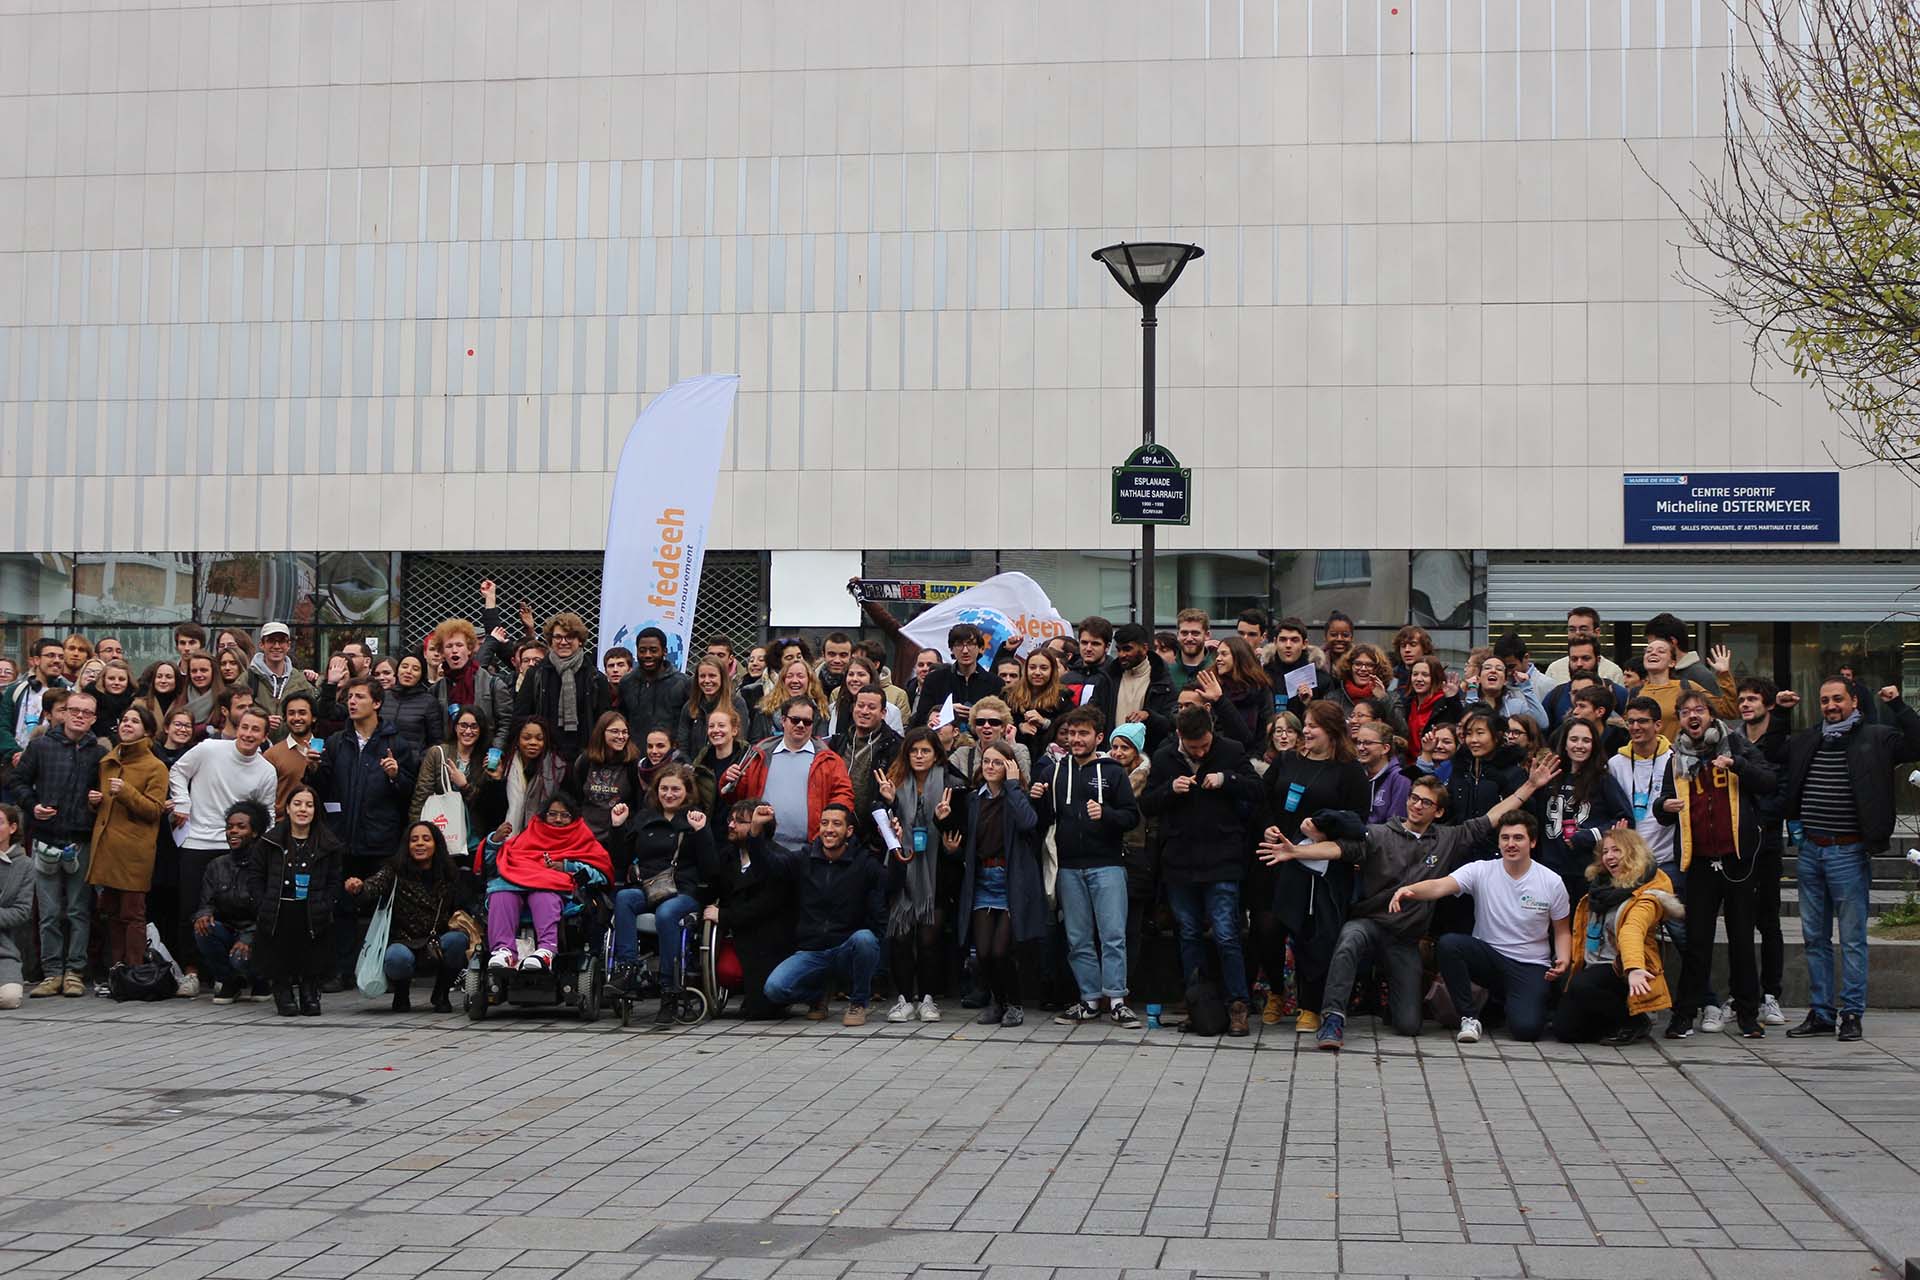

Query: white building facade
<box><xmin>0</xmin><ymin>0</ymin><xmax>1913</xmax><ymax>692</ymax></box>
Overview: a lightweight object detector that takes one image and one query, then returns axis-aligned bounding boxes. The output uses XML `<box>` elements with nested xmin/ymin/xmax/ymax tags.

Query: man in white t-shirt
<box><xmin>1390</xmin><ymin>811</ymin><xmax>1571</xmax><ymax>1044</ymax></box>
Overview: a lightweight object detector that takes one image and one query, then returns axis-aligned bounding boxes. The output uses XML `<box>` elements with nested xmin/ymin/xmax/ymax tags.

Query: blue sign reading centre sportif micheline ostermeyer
<box><xmin>1622</xmin><ymin>471</ymin><xmax>1840</xmax><ymax>544</ymax></box>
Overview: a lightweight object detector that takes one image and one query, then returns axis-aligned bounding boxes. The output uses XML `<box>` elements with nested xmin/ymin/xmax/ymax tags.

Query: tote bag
<box><xmin>354</xmin><ymin>890</ymin><xmax>396</xmax><ymax>997</ymax></box>
<box><xmin>419</xmin><ymin>748</ymin><xmax>470</xmax><ymax>853</ymax></box>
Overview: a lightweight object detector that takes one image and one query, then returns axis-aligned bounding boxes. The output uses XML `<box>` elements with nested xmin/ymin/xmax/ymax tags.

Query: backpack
<box><xmin>1182</xmin><ymin>976</ymin><xmax>1229</xmax><ymax>1037</ymax></box>
<box><xmin>108</xmin><ymin>953</ymin><xmax>180</xmax><ymax>1002</ymax></box>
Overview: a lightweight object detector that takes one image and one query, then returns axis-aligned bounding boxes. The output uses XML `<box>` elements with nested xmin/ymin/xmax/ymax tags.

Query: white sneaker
<box><xmin>1759</xmin><ymin>994</ymin><xmax>1787</xmax><ymax>1026</ymax></box>
<box><xmin>885</xmin><ymin>994</ymin><xmax>916</xmax><ymax>1023</ymax></box>
<box><xmin>488</xmin><ymin>948</ymin><xmax>515</xmax><ymax>971</ymax></box>
<box><xmin>519</xmin><ymin>949</ymin><xmax>552</xmax><ymax>972</ymax></box>
<box><xmin>1456</xmin><ymin>1016</ymin><xmax>1483</xmax><ymax>1044</ymax></box>
<box><xmin>1699</xmin><ymin>1004</ymin><xmax>1728</xmax><ymax>1034</ymax></box>
<box><xmin>917</xmin><ymin>995</ymin><xmax>941</xmax><ymax>1023</ymax></box>
<box><xmin>173</xmin><ymin>973</ymin><xmax>200</xmax><ymax>998</ymax></box>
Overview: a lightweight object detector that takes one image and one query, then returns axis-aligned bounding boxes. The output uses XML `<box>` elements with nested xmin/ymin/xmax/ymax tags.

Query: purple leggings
<box><xmin>487</xmin><ymin>888</ymin><xmax>564</xmax><ymax>955</ymax></box>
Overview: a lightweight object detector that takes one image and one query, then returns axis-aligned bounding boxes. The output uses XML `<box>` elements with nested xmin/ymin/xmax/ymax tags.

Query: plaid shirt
<box><xmin>14</xmin><ymin>729</ymin><xmax>108</xmax><ymax>842</ymax></box>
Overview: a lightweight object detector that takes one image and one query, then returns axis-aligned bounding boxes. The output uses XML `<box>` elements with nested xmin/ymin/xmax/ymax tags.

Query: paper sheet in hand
<box><xmin>936</xmin><ymin>694</ymin><xmax>955</xmax><ymax>729</ymax></box>
<box><xmin>873</xmin><ymin>809</ymin><xmax>902</xmax><ymax>852</ymax></box>
<box><xmin>1283</xmin><ymin>664</ymin><xmax>1317</xmax><ymax>701</ymax></box>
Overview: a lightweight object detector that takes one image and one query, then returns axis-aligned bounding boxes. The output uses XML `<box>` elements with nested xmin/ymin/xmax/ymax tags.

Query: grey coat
<box><xmin>0</xmin><ymin>846</ymin><xmax>31</xmax><ymax>986</ymax></box>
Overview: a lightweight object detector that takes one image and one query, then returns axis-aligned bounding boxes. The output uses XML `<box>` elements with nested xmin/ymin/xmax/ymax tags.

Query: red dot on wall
<box><xmin>466</xmin><ymin>348</ymin><xmax>475</xmax><ymax>356</ymax></box>
<box><xmin>1390</xmin><ymin>6</ymin><xmax>1399</xmax><ymax>13</ymax></box>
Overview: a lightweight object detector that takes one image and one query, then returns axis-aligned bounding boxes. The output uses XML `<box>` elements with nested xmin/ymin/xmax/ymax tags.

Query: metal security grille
<box><xmin>400</xmin><ymin>552</ymin><xmax>765</xmax><ymax>653</ymax></box>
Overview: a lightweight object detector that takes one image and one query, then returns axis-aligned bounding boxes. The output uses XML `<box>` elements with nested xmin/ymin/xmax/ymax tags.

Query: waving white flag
<box><xmin>899</xmin><ymin>572</ymin><xmax>1071</xmax><ymax>662</ymax></box>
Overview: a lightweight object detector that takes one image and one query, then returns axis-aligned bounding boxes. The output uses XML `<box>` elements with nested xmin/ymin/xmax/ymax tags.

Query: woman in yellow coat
<box><xmin>87</xmin><ymin>705</ymin><xmax>172</xmax><ymax>970</ymax></box>
<box><xmin>1552</xmin><ymin>828</ymin><xmax>1684</xmax><ymax>1045</ymax></box>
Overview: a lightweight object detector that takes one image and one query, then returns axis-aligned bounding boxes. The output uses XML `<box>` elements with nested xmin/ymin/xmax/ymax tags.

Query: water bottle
<box><xmin>1145</xmin><ymin>1003</ymin><xmax>1162</xmax><ymax>1029</ymax></box>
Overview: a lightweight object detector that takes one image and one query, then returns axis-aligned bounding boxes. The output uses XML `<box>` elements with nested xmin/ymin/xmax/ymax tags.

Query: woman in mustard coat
<box><xmin>88</xmin><ymin>705</ymin><xmax>172</xmax><ymax>969</ymax></box>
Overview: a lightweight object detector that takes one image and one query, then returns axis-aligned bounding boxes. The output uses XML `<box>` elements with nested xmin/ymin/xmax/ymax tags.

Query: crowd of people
<box><xmin>0</xmin><ymin>591</ymin><xmax>1911</xmax><ymax>1049</ymax></box>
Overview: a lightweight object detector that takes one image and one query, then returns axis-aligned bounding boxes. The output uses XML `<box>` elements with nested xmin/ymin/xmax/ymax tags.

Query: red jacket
<box><xmin>736</xmin><ymin>737</ymin><xmax>855</xmax><ymax>843</ymax></box>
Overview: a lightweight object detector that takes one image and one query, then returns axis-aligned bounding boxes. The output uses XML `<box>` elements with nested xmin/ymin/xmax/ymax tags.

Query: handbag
<box><xmin>354</xmin><ymin>889</ymin><xmax>396</xmax><ymax>997</ymax></box>
<box><xmin>419</xmin><ymin>748</ymin><xmax>470</xmax><ymax>853</ymax></box>
<box><xmin>447</xmin><ymin>909</ymin><xmax>483</xmax><ymax>955</ymax></box>
<box><xmin>642</xmin><ymin>834</ymin><xmax>685</xmax><ymax>908</ymax></box>
<box><xmin>109</xmin><ymin>952</ymin><xmax>179</xmax><ymax>1002</ymax></box>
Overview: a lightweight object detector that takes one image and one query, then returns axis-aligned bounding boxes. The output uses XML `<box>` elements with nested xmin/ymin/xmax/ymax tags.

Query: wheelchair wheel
<box><xmin>673</xmin><ymin>987</ymin><xmax>709</xmax><ymax>1025</ymax></box>
<box><xmin>578</xmin><ymin>957</ymin><xmax>602</xmax><ymax>1023</ymax></box>
<box><xmin>465</xmin><ymin>965</ymin><xmax>488</xmax><ymax>1022</ymax></box>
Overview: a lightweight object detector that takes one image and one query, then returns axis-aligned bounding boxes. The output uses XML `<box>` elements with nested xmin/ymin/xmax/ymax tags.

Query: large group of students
<box><xmin>0</xmin><ymin>588</ymin><xmax>1910</xmax><ymax>1049</ymax></box>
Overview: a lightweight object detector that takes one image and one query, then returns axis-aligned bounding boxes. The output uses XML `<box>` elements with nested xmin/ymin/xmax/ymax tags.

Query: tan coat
<box><xmin>87</xmin><ymin>737</ymin><xmax>171</xmax><ymax>891</ymax></box>
<box><xmin>1567</xmin><ymin>870</ymin><xmax>1683</xmax><ymax>1016</ymax></box>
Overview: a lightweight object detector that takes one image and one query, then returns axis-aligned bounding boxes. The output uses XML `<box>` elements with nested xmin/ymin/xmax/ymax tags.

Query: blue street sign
<box><xmin>1622</xmin><ymin>472</ymin><xmax>1839</xmax><ymax>544</ymax></box>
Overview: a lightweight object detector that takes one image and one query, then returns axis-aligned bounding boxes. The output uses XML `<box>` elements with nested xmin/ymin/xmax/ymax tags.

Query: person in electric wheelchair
<box><xmin>605</xmin><ymin>763</ymin><xmax>716</xmax><ymax>1027</ymax></box>
<box><xmin>468</xmin><ymin>791</ymin><xmax>615</xmax><ymax>1020</ymax></box>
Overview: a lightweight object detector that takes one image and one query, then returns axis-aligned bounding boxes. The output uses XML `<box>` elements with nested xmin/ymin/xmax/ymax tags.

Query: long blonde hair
<box><xmin>758</xmin><ymin>657</ymin><xmax>826</xmax><ymax>716</ymax></box>
<box><xmin>1590</xmin><ymin>827</ymin><xmax>1656</xmax><ymax>887</ymax></box>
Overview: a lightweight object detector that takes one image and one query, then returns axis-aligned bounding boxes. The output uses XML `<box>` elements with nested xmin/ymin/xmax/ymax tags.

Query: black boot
<box><xmin>272</xmin><ymin>982</ymin><xmax>298</xmax><ymax>1017</ymax></box>
<box><xmin>429</xmin><ymin>971</ymin><xmax>454</xmax><ymax>1013</ymax></box>
<box><xmin>390</xmin><ymin>982</ymin><xmax>412</xmax><ymax>1013</ymax></box>
<box><xmin>298</xmin><ymin>979</ymin><xmax>322</xmax><ymax>1016</ymax></box>
<box><xmin>654</xmin><ymin>988</ymin><xmax>677</xmax><ymax>1027</ymax></box>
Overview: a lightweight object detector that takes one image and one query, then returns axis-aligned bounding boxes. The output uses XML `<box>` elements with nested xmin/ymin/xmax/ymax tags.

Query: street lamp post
<box><xmin>1093</xmin><ymin>241</ymin><xmax>1204</xmax><ymax>627</ymax></box>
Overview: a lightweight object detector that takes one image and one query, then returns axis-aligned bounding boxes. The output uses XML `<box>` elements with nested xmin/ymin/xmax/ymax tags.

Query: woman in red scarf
<box><xmin>482</xmin><ymin>793</ymin><xmax>613</xmax><ymax>972</ymax></box>
<box><xmin>1397</xmin><ymin>656</ymin><xmax>1462</xmax><ymax>760</ymax></box>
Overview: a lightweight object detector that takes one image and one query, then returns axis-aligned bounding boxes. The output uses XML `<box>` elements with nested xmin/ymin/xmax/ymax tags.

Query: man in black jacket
<box><xmin>193</xmin><ymin>800</ymin><xmax>271</xmax><ymax>1003</ymax></box>
<box><xmin>619</xmin><ymin>626</ymin><xmax>691</xmax><ymax>740</ymax></box>
<box><xmin>1032</xmin><ymin>706</ymin><xmax>1142</xmax><ymax>1028</ymax></box>
<box><xmin>908</xmin><ymin>624</ymin><xmax>1001</xmax><ymax>729</ymax></box>
<box><xmin>761</xmin><ymin>804</ymin><xmax>886</xmax><ymax>1026</ymax></box>
<box><xmin>1140</xmin><ymin>706</ymin><xmax>1263</xmax><ymax>1036</ymax></box>
<box><xmin>1780</xmin><ymin>678</ymin><xmax>1920</xmax><ymax>1041</ymax></box>
<box><xmin>828</xmin><ymin>688</ymin><xmax>902</xmax><ymax>853</ymax></box>
<box><xmin>1262</xmin><ymin>616</ymin><xmax>1335</xmax><ymax>720</ymax></box>
<box><xmin>698</xmin><ymin>800</ymin><xmax>803</xmax><ymax>1019</ymax></box>
<box><xmin>514</xmin><ymin>611</ymin><xmax>613</xmax><ymax>761</ymax></box>
<box><xmin>1737</xmin><ymin>677</ymin><xmax>1796</xmax><ymax>1027</ymax></box>
<box><xmin>311</xmin><ymin>677</ymin><xmax>420</xmax><ymax>989</ymax></box>
<box><xmin>1105</xmin><ymin>623</ymin><xmax>1178</xmax><ymax>754</ymax></box>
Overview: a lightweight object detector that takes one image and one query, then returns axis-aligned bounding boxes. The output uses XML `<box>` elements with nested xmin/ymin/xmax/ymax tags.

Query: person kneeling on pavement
<box><xmin>0</xmin><ymin>805</ymin><xmax>32</xmax><ymax>1010</ymax></box>
<box><xmin>1552</xmin><ymin>828</ymin><xmax>1682</xmax><ymax>1045</ymax></box>
<box><xmin>1258</xmin><ymin>753</ymin><xmax>1558</xmax><ymax>1050</ymax></box>
<box><xmin>1387</xmin><ymin>809</ymin><xmax>1571</xmax><ymax>1044</ymax></box>
<box><xmin>696</xmin><ymin>800</ymin><xmax>802</xmax><ymax>1019</ymax></box>
<box><xmin>343</xmin><ymin>821</ymin><xmax>472</xmax><ymax>1013</ymax></box>
<box><xmin>194</xmin><ymin>800</ymin><xmax>269</xmax><ymax>1003</ymax></box>
<box><xmin>762</xmin><ymin>803</ymin><xmax>886</xmax><ymax>1026</ymax></box>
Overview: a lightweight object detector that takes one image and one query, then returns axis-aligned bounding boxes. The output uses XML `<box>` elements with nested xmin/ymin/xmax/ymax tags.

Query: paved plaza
<box><xmin>1</xmin><ymin>1000</ymin><xmax>1915</xmax><ymax>1280</ymax></box>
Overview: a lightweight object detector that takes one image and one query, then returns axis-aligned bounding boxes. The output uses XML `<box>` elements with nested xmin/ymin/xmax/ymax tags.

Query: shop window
<box><xmin>1313</xmin><ymin>550</ymin><xmax>1372</xmax><ymax>588</ymax></box>
<box><xmin>72</xmin><ymin>554</ymin><xmax>194</xmax><ymax>625</ymax></box>
<box><xmin>318</xmin><ymin>552</ymin><xmax>398</xmax><ymax>625</ymax></box>
<box><xmin>0</xmin><ymin>554</ymin><xmax>74</xmax><ymax>624</ymax></box>
<box><xmin>196</xmin><ymin>553</ymin><xmax>319</xmax><ymax>627</ymax></box>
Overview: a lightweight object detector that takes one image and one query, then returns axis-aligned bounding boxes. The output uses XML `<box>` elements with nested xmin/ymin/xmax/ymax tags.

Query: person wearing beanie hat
<box><xmin>1108</xmin><ymin>723</ymin><xmax>1146</xmax><ymax>755</ymax></box>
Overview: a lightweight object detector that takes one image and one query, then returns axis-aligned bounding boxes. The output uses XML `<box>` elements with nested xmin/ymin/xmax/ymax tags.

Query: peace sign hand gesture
<box><xmin>933</xmin><ymin>787</ymin><xmax>953</xmax><ymax>821</ymax></box>
<box><xmin>875</xmin><ymin>769</ymin><xmax>896</xmax><ymax>804</ymax></box>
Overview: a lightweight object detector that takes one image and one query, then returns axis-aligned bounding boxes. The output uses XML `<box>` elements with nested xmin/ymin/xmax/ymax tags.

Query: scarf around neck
<box><xmin>1671</xmin><ymin>722</ymin><xmax>1724</xmax><ymax>782</ymax></box>
<box><xmin>1822</xmin><ymin>710</ymin><xmax>1862</xmax><ymax>741</ymax></box>
<box><xmin>1587</xmin><ymin>864</ymin><xmax>1656</xmax><ymax>921</ymax></box>
<box><xmin>549</xmin><ymin>648</ymin><xmax>587</xmax><ymax>734</ymax></box>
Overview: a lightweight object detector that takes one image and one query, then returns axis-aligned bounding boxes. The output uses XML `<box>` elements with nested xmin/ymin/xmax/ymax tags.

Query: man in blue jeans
<box><xmin>1140</xmin><ymin>706</ymin><xmax>1264</xmax><ymax>1036</ymax></box>
<box><xmin>763</xmin><ymin>805</ymin><xmax>886</xmax><ymax>1027</ymax></box>
<box><xmin>1782</xmin><ymin>678</ymin><xmax>1920</xmax><ymax>1041</ymax></box>
<box><xmin>1031</xmin><ymin>707</ymin><xmax>1142</xmax><ymax>1029</ymax></box>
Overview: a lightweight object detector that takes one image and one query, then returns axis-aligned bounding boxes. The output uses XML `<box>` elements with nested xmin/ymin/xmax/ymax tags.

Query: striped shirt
<box><xmin>1800</xmin><ymin>737</ymin><xmax>1860</xmax><ymax>837</ymax></box>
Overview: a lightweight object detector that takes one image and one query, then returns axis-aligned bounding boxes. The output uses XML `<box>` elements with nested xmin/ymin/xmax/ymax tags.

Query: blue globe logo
<box><xmin>955</xmin><ymin>607</ymin><xmax>1016</xmax><ymax>659</ymax></box>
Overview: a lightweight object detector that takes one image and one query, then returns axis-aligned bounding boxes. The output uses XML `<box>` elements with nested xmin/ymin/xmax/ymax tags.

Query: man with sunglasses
<box><xmin>735</xmin><ymin>696</ymin><xmax>855</xmax><ymax>855</ymax></box>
